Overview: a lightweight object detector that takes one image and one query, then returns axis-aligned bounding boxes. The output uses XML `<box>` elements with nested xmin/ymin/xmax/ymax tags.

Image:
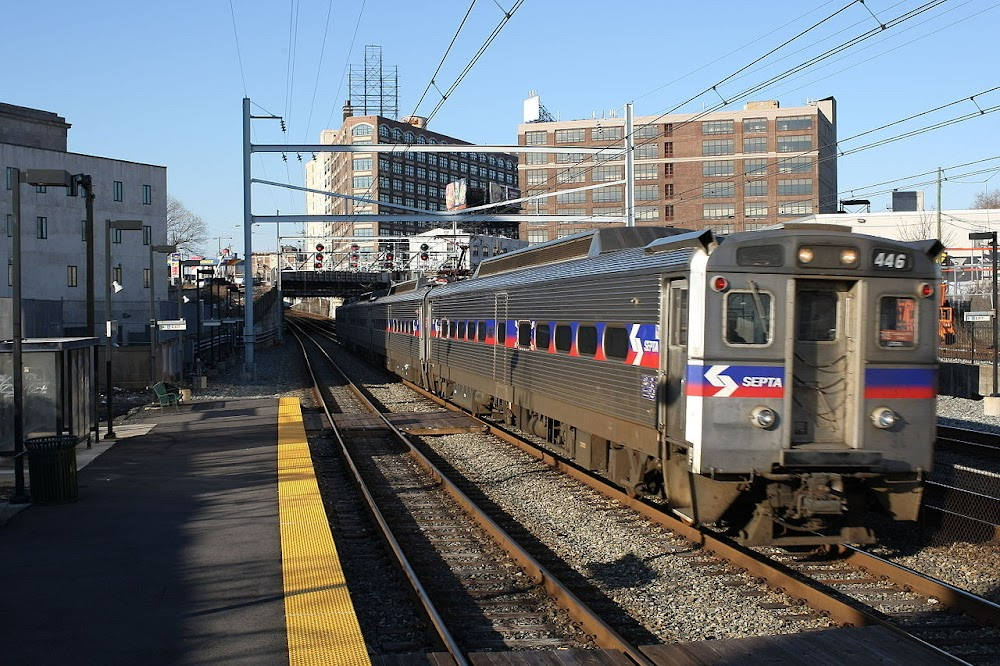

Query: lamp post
<box><xmin>105</xmin><ymin>219</ymin><xmax>143</xmax><ymax>439</ymax></box>
<box><xmin>970</xmin><ymin>231</ymin><xmax>999</xmax><ymax>399</ymax></box>
<box><xmin>148</xmin><ymin>244</ymin><xmax>177</xmax><ymax>385</ymax></box>
<box><xmin>195</xmin><ymin>267</ymin><xmax>214</xmax><ymax>378</ymax></box>
<box><xmin>8</xmin><ymin>169</ymin><xmax>77</xmax><ymax>503</ymax></box>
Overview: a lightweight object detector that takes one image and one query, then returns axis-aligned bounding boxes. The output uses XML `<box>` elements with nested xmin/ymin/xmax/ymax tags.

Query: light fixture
<box><xmin>750</xmin><ymin>406</ymin><xmax>778</xmax><ymax>429</ymax></box>
<box><xmin>870</xmin><ymin>407</ymin><xmax>898</xmax><ymax>429</ymax></box>
<box><xmin>112</xmin><ymin>281</ymin><xmax>124</xmax><ymax>294</ymax></box>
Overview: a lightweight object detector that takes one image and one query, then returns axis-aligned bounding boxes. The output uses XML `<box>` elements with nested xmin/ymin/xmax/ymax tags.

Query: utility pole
<box><xmin>937</xmin><ymin>166</ymin><xmax>942</xmax><ymax>240</ymax></box>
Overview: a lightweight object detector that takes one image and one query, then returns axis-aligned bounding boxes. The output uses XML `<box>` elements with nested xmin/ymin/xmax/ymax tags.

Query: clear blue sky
<box><xmin>5</xmin><ymin>0</ymin><xmax>999</xmax><ymax>254</ymax></box>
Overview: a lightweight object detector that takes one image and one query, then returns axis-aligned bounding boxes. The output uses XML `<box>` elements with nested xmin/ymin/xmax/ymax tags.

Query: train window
<box><xmin>536</xmin><ymin>323</ymin><xmax>551</xmax><ymax>350</ymax></box>
<box><xmin>497</xmin><ymin>321</ymin><xmax>506</xmax><ymax>346</ymax></box>
<box><xmin>671</xmin><ymin>288</ymin><xmax>689</xmax><ymax>347</ymax></box>
<box><xmin>518</xmin><ymin>321</ymin><xmax>533</xmax><ymax>348</ymax></box>
<box><xmin>605</xmin><ymin>326</ymin><xmax>630</xmax><ymax>360</ymax></box>
<box><xmin>726</xmin><ymin>292</ymin><xmax>772</xmax><ymax>345</ymax></box>
<box><xmin>477</xmin><ymin>321</ymin><xmax>486</xmax><ymax>342</ymax></box>
<box><xmin>578</xmin><ymin>326</ymin><xmax>598</xmax><ymax>356</ymax></box>
<box><xmin>797</xmin><ymin>291</ymin><xmax>838</xmax><ymax>342</ymax></box>
<box><xmin>878</xmin><ymin>297</ymin><xmax>916</xmax><ymax>348</ymax></box>
<box><xmin>441</xmin><ymin>320</ymin><xmax>450</xmax><ymax>338</ymax></box>
<box><xmin>555</xmin><ymin>324</ymin><xmax>573</xmax><ymax>352</ymax></box>
<box><xmin>458</xmin><ymin>321</ymin><xmax>467</xmax><ymax>339</ymax></box>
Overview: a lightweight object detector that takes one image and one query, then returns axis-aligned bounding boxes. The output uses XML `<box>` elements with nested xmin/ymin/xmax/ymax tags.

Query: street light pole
<box><xmin>105</xmin><ymin>219</ymin><xmax>143</xmax><ymax>439</ymax></box>
<box><xmin>148</xmin><ymin>244</ymin><xmax>177</xmax><ymax>385</ymax></box>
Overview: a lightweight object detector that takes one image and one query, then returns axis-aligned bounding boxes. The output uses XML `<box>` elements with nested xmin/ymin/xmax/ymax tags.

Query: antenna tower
<box><xmin>348</xmin><ymin>45</ymin><xmax>399</xmax><ymax>119</ymax></box>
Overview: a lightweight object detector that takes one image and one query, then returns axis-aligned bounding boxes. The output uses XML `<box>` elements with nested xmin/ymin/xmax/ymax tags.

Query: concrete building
<box><xmin>304</xmin><ymin>103</ymin><xmax>519</xmax><ymax>268</ymax></box>
<box><xmin>0</xmin><ymin>102</ymin><xmax>169</xmax><ymax>343</ymax></box>
<box><xmin>516</xmin><ymin>96</ymin><xmax>837</xmax><ymax>242</ymax></box>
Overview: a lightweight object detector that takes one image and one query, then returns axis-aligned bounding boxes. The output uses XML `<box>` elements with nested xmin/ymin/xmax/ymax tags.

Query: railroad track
<box><xmin>286</xmin><ymin>317</ymin><xmax>653</xmax><ymax>664</ymax></box>
<box><xmin>292</xmin><ymin>313</ymin><xmax>1000</xmax><ymax>663</ymax></box>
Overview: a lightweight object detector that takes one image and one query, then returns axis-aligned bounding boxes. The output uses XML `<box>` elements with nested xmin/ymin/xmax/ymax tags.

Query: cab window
<box><xmin>798</xmin><ymin>291</ymin><xmax>838</xmax><ymax>341</ymax></box>
<box><xmin>878</xmin><ymin>296</ymin><xmax>916</xmax><ymax>348</ymax></box>
<box><xmin>725</xmin><ymin>291</ymin><xmax>772</xmax><ymax>345</ymax></box>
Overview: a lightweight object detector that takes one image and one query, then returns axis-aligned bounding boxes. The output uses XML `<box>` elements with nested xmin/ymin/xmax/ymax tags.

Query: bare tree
<box><xmin>167</xmin><ymin>195</ymin><xmax>208</xmax><ymax>255</ymax></box>
<box><xmin>972</xmin><ymin>189</ymin><xmax>1000</xmax><ymax>209</ymax></box>
<box><xmin>897</xmin><ymin>210</ymin><xmax>956</xmax><ymax>247</ymax></box>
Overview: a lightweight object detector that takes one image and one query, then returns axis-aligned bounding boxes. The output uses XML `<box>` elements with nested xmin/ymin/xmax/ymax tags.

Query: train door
<box><xmin>493</xmin><ymin>292</ymin><xmax>510</xmax><ymax>385</ymax></box>
<box><xmin>661</xmin><ymin>279</ymin><xmax>688</xmax><ymax>441</ymax></box>
<box><xmin>790</xmin><ymin>279</ymin><xmax>858</xmax><ymax>446</ymax></box>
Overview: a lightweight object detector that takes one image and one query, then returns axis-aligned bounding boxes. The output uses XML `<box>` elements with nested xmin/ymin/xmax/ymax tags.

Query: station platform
<box><xmin>0</xmin><ymin>398</ymin><xmax>957</xmax><ymax>665</ymax></box>
<box><xmin>0</xmin><ymin>396</ymin><xmax>369</xmax><ymax>665</ymax></box>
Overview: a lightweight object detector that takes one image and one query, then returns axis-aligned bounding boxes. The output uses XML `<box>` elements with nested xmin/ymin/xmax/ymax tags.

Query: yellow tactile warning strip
<box><xmin>277</xmin><ymin>397</ymin><xmax>372</xmax><ymax>666</ymax></box>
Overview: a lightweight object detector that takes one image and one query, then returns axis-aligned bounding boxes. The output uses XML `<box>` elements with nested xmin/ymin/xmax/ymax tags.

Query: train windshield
<box><xmin>878</xmin><ymin>296</ymin><xmax>916</xmax><ymax>348</ymax></box>
<box><xmin>725</xmin><ymin>291</ymin><xmax>772</xmax><ymax>345</ymax></box>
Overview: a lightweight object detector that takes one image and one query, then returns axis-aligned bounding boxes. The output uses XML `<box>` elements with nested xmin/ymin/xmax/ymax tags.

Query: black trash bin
<box><xmin>25</xmin><ymin>435</ymin><xmax>80</xmax><ymax>505</ymax></box>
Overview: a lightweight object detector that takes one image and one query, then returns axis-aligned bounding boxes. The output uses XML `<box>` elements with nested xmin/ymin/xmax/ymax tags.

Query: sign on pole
<box><xmin>964</xmin><ymin>311</ymin><xmax>994</xmax><ymax>322</ymax></box>
<box><xmin>158</xmin><ymin>319</ymin><xmax>187</xmax><ymax>331</ymax></box>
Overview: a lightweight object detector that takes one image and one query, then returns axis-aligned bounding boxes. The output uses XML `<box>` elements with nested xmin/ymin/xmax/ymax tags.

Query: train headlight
<box><xmin>840</xmin><ymin>248</ymin><xmax>859</xmax><ymax>266</ymax></box>
<box><xmin>750</xmin><ymin>406</ymin><xmax>778</xmax><ymax>430</ymax></box>
<box><xmin>870</xmin><ymin>407</ymin><xmax>898</xmax><ymax>429</ymax></box>
<box><xmin>798</xmin><ymin>247</ymin><xmax>815</xmax><ymax>264</ymax></box>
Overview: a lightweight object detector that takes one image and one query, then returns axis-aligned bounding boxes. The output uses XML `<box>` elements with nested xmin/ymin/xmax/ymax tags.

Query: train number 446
<box><xmin>873</xmin><ymin>251</ymin><xmax>909</xmax><ymax>269</ymax></box>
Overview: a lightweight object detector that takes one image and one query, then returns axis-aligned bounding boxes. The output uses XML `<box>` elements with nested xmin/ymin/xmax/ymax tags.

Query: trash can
<box><xmin>25</xmin><ymin>435</ymin><xmax>80</xmax><ymax>505</ymax></box>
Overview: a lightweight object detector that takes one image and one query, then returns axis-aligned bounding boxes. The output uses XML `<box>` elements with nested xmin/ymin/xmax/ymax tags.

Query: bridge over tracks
<box><xmin>279</xmin><ymin>270</ymin><xmax>392</xmax><ymax>299</ymax></box>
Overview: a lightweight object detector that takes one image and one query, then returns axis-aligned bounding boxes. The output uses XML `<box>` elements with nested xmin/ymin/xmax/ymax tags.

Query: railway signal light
<box><xmin>314</xmin><ymin>262</ymin><xmax>323</xmax><ymax>269</ymax></box>
<box><xmin>315</xmin><ymin>253</ymin><xmax>323</xmax><ymax>262</ymax></box>
<box><xmin>420</xmin><ymin>252</ymin><xmax>429</xmax><ymax>261</ymax></box>
<box><xmin>315</xmin><ymin>243</ymin><xmax>325</xmax><ymax>252</ymax></box>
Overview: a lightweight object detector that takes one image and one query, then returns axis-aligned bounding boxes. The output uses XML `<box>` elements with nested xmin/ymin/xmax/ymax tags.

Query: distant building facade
<box><xmin>0</xmin><ymin>102</ymin><xmax>168</xmax><ymax>340</ymax></box>
<box><xmin>304</xmin><ymin>104</ymin><xmax>519</xmax><ymax>268</ymax></box>
<box><xmin>516</xmin><ymin>97</ymin><xmax>837</xmax><ymax>243</ymax></box>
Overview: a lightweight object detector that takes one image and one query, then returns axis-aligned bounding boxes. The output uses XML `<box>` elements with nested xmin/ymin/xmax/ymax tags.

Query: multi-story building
<box><xmin>0</xmin><ymin>102</ymin><xmax>168</xmax><ymax>340</ymax></box>
<box><xmin>516</xmin><ymin>97</ymin><xmax>837</xmax><ymax>243</ymax></box>
<box><xmin>304</xmin><ymin>103</ymin><xmax>519</xmax><ymax>268</ymax></box>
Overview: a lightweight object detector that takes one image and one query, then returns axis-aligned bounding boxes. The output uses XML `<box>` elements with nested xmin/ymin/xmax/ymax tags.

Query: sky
<box><xmin>4</xmin><ymin>0</ymin><xmax>1000</xmax><ymax>254</ymax></box>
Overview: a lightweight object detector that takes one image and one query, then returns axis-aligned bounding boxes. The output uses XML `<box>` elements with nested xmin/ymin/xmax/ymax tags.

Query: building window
<box><xmin>556</xmin><ymin>152</ymin><xmax>584</xmax><ymax>163</ymax></box>
<box><xmin>556</xmin><ymin>190</ymin><xmax>585</xmax><ymax>204</ymax></box>
<box><xmin>745</xmin><ymin>202</ymin><xmax>769</xmax><ymax>218</ymax></box>
<box><xmin>743</xmin><ymin>118</ymin><xmax>768</xmax><ymax>133</ymax></box>
<box><xmin>142</xmin><ymin>184</ymin><xmax>152</xmax><ymax>205</ymax></box>
<box><xmin>5</xmin><ymin>167</ymin><xmax>14</xmax><ymax>190</ymax></box>
<box><xmin>778</xmin><ymin>200</ymin><xmax>813</xmax><ymax>216</ymax></box>
<box><xmin>593</xmin><ymin>186</ymin><xmax>623</xmax><ymax>203</ymax></box>
<box><xmin>664</xmin><ymin>163</ymin><xmax>674</xmax><ymax>177</ymax></box>
<box><xmin>635</xmin><ymin>125</ymin><xmax>660</xmax><ymax>139</ymax></box>
<box><xmin>392</xmin><ymin>162</ymin><xmax>403</xmax><ymax>175</ymax></box>
<box><xmin>664</xmin><ymin>183</ymin><xmax>674</xmax><ymax>198</ymax></box>
<box><xmin>591</xmin><ymin>125</ymin><xmax>623</xmax><ymax>141</ymax></box>
<box><xmin>745</xmin><ymin>181</ymin><xmax>768</xmax><ymax>197</ymax></box>
<box><xmin>743</xmin><ymin>137</ymin><xmax>768</xmax><ymax>153</ymax></box>
<box><xmin>777</xmin><ymin>115</ymin><xmax>812</xmax><ymax>131</ymax></box>
<box><xmin>68</xmin><ymin>265</ymin><xmax>78</xmax><ymax>287</ymax></box>
<box><xmin>777</xmin><ymin>156</ymin><xmax>813</xmax><ymax>174</ymax></box>
<box><xmin>81</xmin><ymin>220</ymin><xmax>87</xmax><ymax>241</ymax></box>
<box><xmin>556</xmin><ymin>168</ymin><xmax>585</xmax><ymax>184</ymax></box>
<box><xmin>36</xmin><ymin>216</ymin><xmax>47</xmax><ymax>239</ymax></box>
<box><xmin>636</xmin><ymin>185</ymin><xmax>660</xmax><ymax>201</ymax></box>
<box><xmin>353</xmin><ymin>176</ymin><xmax>373</xmax><ymax>189</ymax></box>
<box><xmin>703</xmin><ymin>120</ymin><xmax>734</xmax><ymax>135</ymax></box>
<box><xmin>143</xmin><ymin>225</ymin><xmax>151</xmax><ymax>246</ymax></box>
<box><xmin>379</xmin><ymin>124</ymin><xmax>390</xmax><ymax>138</ymax></box>
<box><xmin>593</xmin><ymin>206</ymin><xmax>623</xmax><ymax>216</ymax></box>
<box><xmin>555</xmin><ymin>128</ymin><xmax>586</xmax><ymax>143</ymax></box>
<box><xmin>527</xmin><ymin>229</ymin><xmax>548</xmax><ymax>244</ymax></box>
<box><xmin>405</xmin><ymin>165</ymin><xmax>415</xmax><ymax>177</ymax></box>
<box><xmin>635</xmin><ymin>144</ymin><xmax>659</xmax><ymax>160</ymax></box>
<box><xmin>634</xmin><ymin>164</ymin><xmax>658</xmax><ymax>180</ymax></box>
<box><xmin>527</xmin><ymin>170</ymin><xmax>547</xmax><ymax>186</ymax></box>
<box><xmin>703</xmin><ymin>160</ymin><xmax>735</xmax><ymax>177</ymax></box>
<box><xmin>525</xmin><ymin>130</ymin><xmax>547</xmax><ymax>145</ymax></box>
<box><xmin>143</xmin><ymin>268</ymin><xmax>151</xmax><ymax>289</ymax></box>
<box><xmin>404</xmin><ymin>182</ymin><xmax>415</xmax><ymax>194</ymax></box>
<box><xmin>744</xmin><ymin>159</ymin><xmax>769</xmax><ymax>176</ymax></box>
<box><xmin>113</xmin><ymin>228</ymin><xmax>124</xmax><ymax>244</ymax></box>
<box><xmin>778</xmin><ymin>179</ymin><xmax>813</xmax><ymax>196</ymax></box>
<box><xmin>594</xmin><ymin>165</ymin><xmax>623</xmax><ymax>182</ymax></box>
<box><xmin>7</xmin><ymin>259</ymin><xmax>11</xmax><ymax>286</ymax></box>
<box><xmin>636</xmin><ymin>206</ymin><xmax>659</xmax><ymax>220</ymax></box>
<box><xmin>702</xmin><ymin>139</ymin><xmax>734</xmax><ymax>156</ymax></box>
<box><xmin>703</xmin><ymin>182</ymin><xmax>735</xmax><ymax>198</ymax></box>
<box><xmin>113</xmin><ymin>265</ymin><xmax>123</xmax><ymax>284</ymax></box>
<box><xmin>665</xmin><ymin>205</ymin><xmax>674</xmax><ymax>220</ymax></box>
<box><xmin>777</xmin><ymin>135</ymin><xmax>812</xmax><ymax>152</ymax></box>
<box><xmin>36</xmin><ymin>185</ymin><xmax>47</xmax><ymax>194</ymax></box>
<box><xmin>6</xmin><ymin>213</ymin><xmax>11</xmax><ymax>237</ymax></box>
<box><xmin>526</xmin><ymin>152</ymin><xmax>546</xmax><ymax>165</ymax></box>
<box><xmin>353</xmin><ymin>157</ymin><xmax>373</xmax><ymax>171</ymax></box>
<box><xmin>113</xmin><ymin>180</ymin><xmax>123</xmax><ymax>202</ymax></box>
<box><xmin>704</xmin><ymin>203</ymin><xmax>735</xmax><ymax>219</ymax></box>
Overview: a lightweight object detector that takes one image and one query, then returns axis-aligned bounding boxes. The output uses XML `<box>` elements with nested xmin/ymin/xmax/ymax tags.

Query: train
<box><xmin>337</xmin><ymin>224</ymin><xmax>943</xmax><ymax>547</ymax></box>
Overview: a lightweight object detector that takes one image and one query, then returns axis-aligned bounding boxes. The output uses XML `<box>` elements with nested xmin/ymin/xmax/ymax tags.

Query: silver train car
<box><xmin>337</xmin><ymin>224</ymin><xmax>942</xmax><ymax>546</ymax></box>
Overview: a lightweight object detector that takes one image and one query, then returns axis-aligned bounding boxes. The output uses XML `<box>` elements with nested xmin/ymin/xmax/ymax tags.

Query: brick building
<box><xmin>516</xmin><ymin>98</ymin><xmax>837</xmax><ymax>243</ymax></box>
